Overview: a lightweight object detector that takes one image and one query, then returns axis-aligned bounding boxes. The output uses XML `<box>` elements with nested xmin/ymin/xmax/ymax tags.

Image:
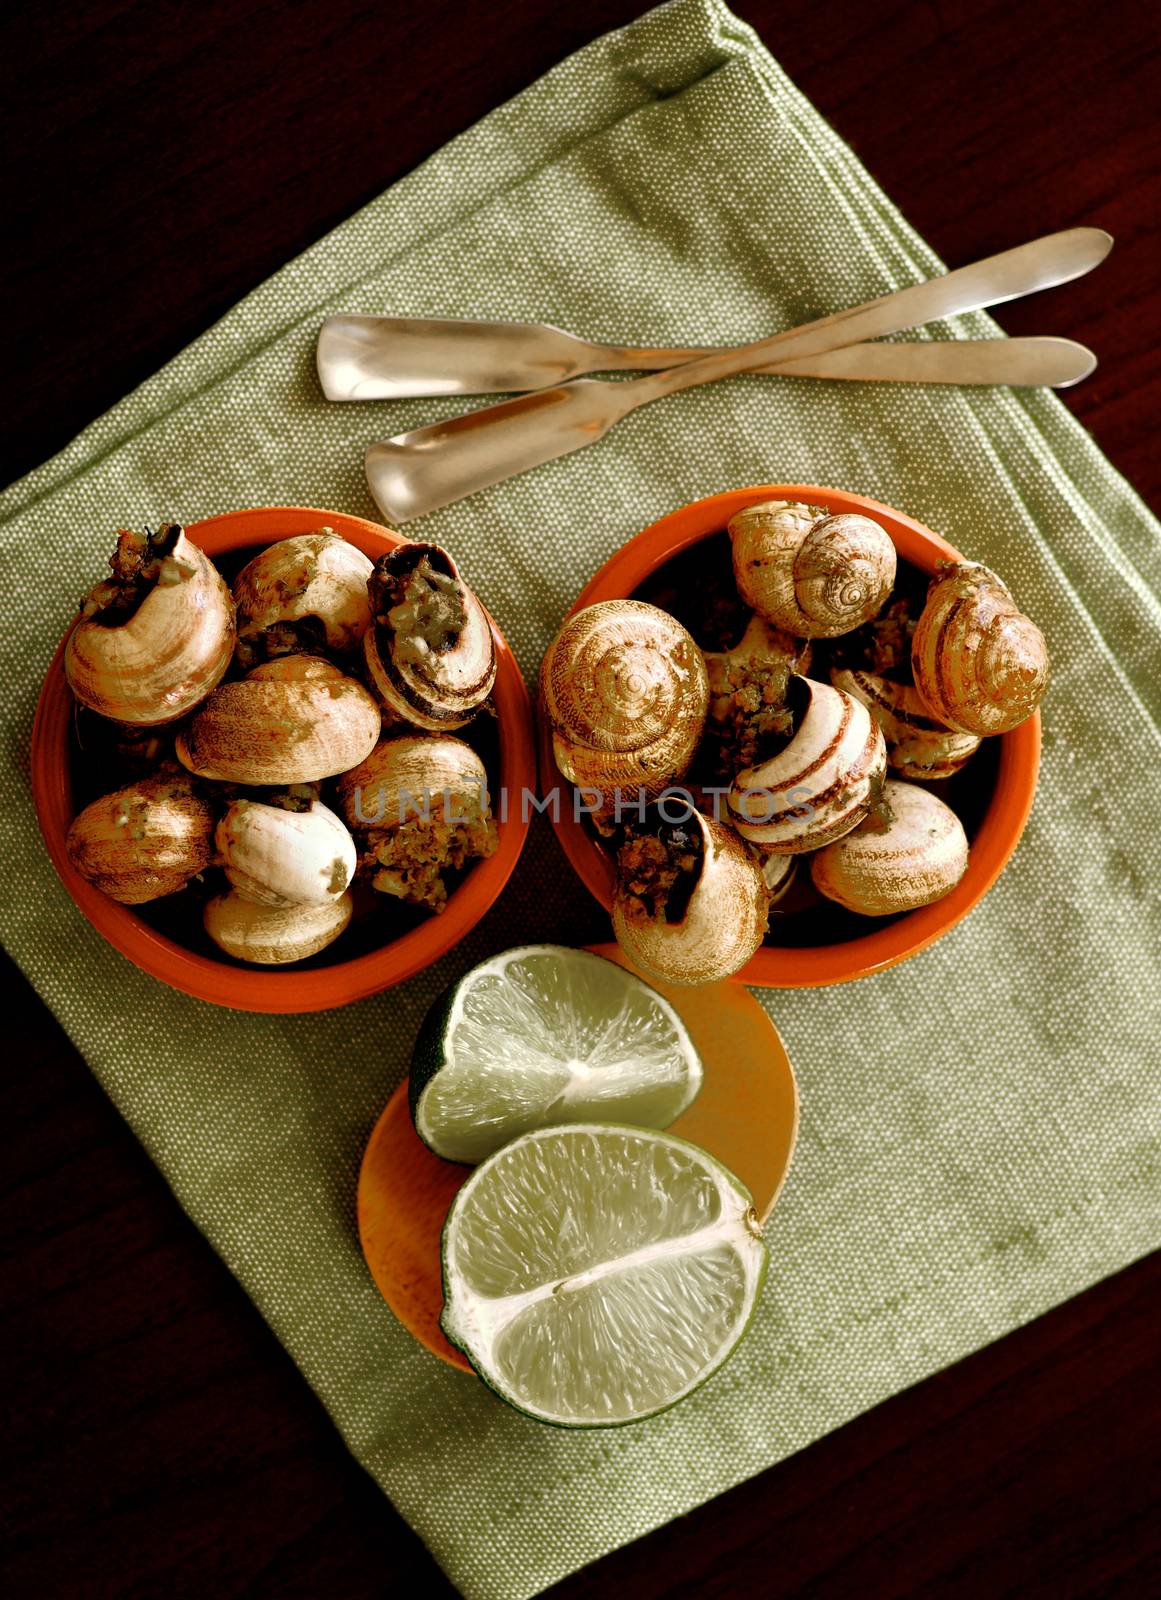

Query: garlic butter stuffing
<box><xmin>64</xmin><ymin>525</ymin><xmax>498</xmax><ymax>964</ymax></box>
<box><xmin>541</xmin><ymin>499</ymin><xmax>1047</xmax><ymax>985</ymax></box>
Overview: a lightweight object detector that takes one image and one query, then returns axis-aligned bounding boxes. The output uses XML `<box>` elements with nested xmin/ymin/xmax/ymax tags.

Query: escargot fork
<box><xmin>364</xmin><ymin>226</ymin><xmax>1111</xmax><ymax>523</ymax></box>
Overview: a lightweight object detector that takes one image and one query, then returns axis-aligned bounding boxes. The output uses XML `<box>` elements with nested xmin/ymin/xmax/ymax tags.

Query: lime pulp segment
<box><xmin>412</xmin><ymin>945</ymin><xmax>702</xmax><ymax>1163</ymax></box>
<box><xmin>441</xmin><ymin>1124</ymin><xmax>766</xmax><ymax>1426</ymax></box>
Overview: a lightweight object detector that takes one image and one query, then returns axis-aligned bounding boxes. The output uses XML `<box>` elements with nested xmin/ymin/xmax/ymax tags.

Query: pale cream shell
<box><xmin>215</xmin><ymin>798</ymin><xmax>356</xmax><ymax>907</ymax></box>
<box><xmin>728</xmin><ymin>675</ymin><xmax>887</xmax><ymax>852</ymax></box>
<box><xmin>542</xmin><ymin>600</ymin><xmax>709</xmax><ymax>814</ymax></box>
<box><xmin>203</xmin><ymin>890</ymin><xmax>353</xmax><ymax>964</ymax></box>
<box><xmin>810</xmin><ymin>779</ymin><xmax>969</xmax><ymax>916</ymax></box>
<box><xmin>911</xmin><ymin>562</ymin><xmax>1048</xmax><ymax>736</ymax></box>
<box><xmin>175</xmin><ymin>655</ymin><xmax>380</xmax><ymax>785</ymax></box>
<box><xmin>612</xmin><ymin>810</ymin><xmax>769</xmax><ymax>986</ymax></box>
<box><xmin>65</xmin><ymin>529</ymin><xmax>236</xmax><ymax>726</ymax></box>
<box><xmin>65</xmin><ymin>774</ymin><xmax>216</xmax><ymax>904</ymax></box>
<box><xmin>335</xmin><ymin>734</ymin><xmax>490</xmax><ymax>835</ymax></box>
<box><xmin>233</xmin><ymin>531</ymin><xmax>373</xmax><ymax>666</ymax></box>
<box><xmin>830</xmin><ymin>667</ymin><xmax>981</xmax><ymax>780</ymax></box>
<box><xmin>728</xmin><ymin>501</ymin><xmax>895</xmax><ymax>638</ymax></box>
<box><xmin>362</xmin><ymin>544</ymin><xmax>496</xmax><ymax>731</ymax></box>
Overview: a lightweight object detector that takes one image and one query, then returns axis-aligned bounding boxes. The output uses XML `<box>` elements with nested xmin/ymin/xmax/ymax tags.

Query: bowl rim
<box><xmin>537</xmin><ymin>484</ymin><xmax>1041</xmax><ymax>988</ymax></box>
<box><xmin>32</xmin><ymin>506</ymin><xmax>535</xmax><ymax>1013</ymax></box>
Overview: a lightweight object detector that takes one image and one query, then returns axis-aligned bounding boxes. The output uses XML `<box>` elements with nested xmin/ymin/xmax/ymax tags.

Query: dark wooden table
<box><xmin>2</xmin><ymin>3</ymin><xmax>1158</xmax><ymax>1595</ymax></box>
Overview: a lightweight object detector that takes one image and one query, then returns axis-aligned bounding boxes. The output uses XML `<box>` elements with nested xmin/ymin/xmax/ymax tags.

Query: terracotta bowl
<box><xmin>32</xmin><ymin>506</ymin><xmax>535</xmax><ymax>1012</ymax></box>
<box><xmin>538</xmin><ymin>485</ymin><xmax>1041</xmax><ymax>988</ymax></box>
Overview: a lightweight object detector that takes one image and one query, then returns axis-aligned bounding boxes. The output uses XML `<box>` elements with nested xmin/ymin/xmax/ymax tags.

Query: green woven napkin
<box><xmin>2</xmin><ymin>2</ymin><xmax>1159</xmax><ymax>1594</ymax></box>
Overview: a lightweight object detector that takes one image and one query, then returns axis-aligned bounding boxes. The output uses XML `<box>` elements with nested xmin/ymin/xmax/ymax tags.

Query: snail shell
<box><xmin>541</xmin><ymin>601</ymin><xmax>709</xmax><ymax>823</ymax></box>
<box><xmin>362</xmin><ymin>543</ymin><xmax>496</xmax><ymax>731</ymax></box>
<box><xmin>911</xmin><ymin>563</ymin><xmax>1048</xmax><ymax>735</ymax></box>
<box><xmin>66</xmin><ymin>774</ymin><xmax>215</xmax><ymax>904</ymax></box>
<box><xmin>831</xmin><ymin>667</ymin><xmax>981</xmax><ymax>781</ymax></box>
<box><xmin>233</xmin><ymin>530</ymin><xmax>373</xmax><ymax>668</ymax></box>
<box><xmin>612</xmin><ymin>807</ymin><xmax>769</xmax><ymax>986</ymax></box>
<box><xmin>175</xmin><ymin>655</ymin><xmax>380</xmax><ymax>785</ymax></box>
<box><xmin>760</xmin><ymin>851</ymin><xmax>798</xmax><ymax>904</ymax></box>
<box><xmin>728</xmin><ymin>675</ymin><xmax>887</xmax><ymax>852</ymax></box>
<box><xmin>810</xmin><ymin>779</ymin><xmax>969</xmax><ymax>915</ymax></box>
<box><xmin>204</xmin><ymin>890</ymin><xmax>353</xmax><ymax>964</ymax></box>
<box><xmin>215</xmin><ymin>798</ymin><xmax>356</xmax><ymax>907</ymax></box>
<box><xmin>335</xmin><ymin>735</ymin><xmax>497</xmax><ymax>911</ymax></box>
<box><xmin>65</xmin><ymin>524</ymin><xmax>235</xmax><ymax>725</ymax></box>
<box><xmin>728</xmin><ymin>501</ymin><xmax>895</xmax><ymax>638</ymax></box>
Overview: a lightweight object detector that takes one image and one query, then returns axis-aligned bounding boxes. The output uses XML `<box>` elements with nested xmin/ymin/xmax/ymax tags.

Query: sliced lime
<box><xmin>441</xmin><ymin>1123</ymin><xmax>766</xmax><ymax>1426</ymax></box>
<box><xmin>410</xmin><ymin>945</ymin><xmax>702</xmax><ymax>1164</ymax></box>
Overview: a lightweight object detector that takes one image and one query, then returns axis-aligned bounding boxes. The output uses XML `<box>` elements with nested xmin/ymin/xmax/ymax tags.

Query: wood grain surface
<box><xmin>2</xmin><ymin>2</ymin><xmax>1158</xmax><ymax>1596</ymax></box>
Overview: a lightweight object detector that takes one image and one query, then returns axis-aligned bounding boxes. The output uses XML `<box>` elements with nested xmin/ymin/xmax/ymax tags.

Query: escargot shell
<box><xmin>362</xmin><ymin>543</ymin><xmax>496</xmax><ymax>731</ymax></box>
<box><xmin>911</xmin><ymin>563</ymin><xmax>1048</xmax><ymax>736</ymax></box>
<box><xmin>612</xmin><ymin>807</ymin><xmax>769</xmax><ymax>986</ymax></box>
<box><xmin>176</xmin><ymin>655</ymin><xmax>380</xmax><ymax>785</ymax></box>
<box><xmin>232</xmin><ymin>530</ymin><xmax>373</xmax><ymax>667</ymax></box>
<box><xmin>204</xmin><ymin>890</ymin><xmax>353</xmax><ymax>964</ymax></box>
<box><xmin>65</xmin><ymin>524</ymin><xmax>235</xmax><ymax>725</ymax></box>
<box><xmin>215</xmin><ymin>798</ymin><xmax>356</xmax><ymax>908</ymax></box>
<box><xmin>831</xmin><ymin>667</ymin><xmax>981</xmax><ymax>780</ymax></box>
<box><xmin>728</xmin><ymin>675</ymin><xmax>887</xmax><ymax>852</ymax></box>
<box><xmin>810</xmin><ymin>779</ymin><xmax>969</xmax><ymax>916</ymax></box>
<box><xmin>335</xmin><ymin>733</ymin><xmax>490</xmax><ymax>834</ymax></box>
<box><xmin>728</xmin><ymin>501</ymin><xmax>895</xmax><ymax>638</ymax></box>
<box><xmin>541</xmin><ymin>600</ymin><xmax>709</xmax><ymax>822</ymax></box>
<box><xmin>66</xmin><ymin>773</ymin><xmax>216</xmax><ymax>904</ymax></box>
<box><xmin>336</xmin><ymin>735</ymin><xmax>496</xmax><ymax>911</ymax></box>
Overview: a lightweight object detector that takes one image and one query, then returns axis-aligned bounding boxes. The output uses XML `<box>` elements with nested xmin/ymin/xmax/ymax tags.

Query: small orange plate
<box><xmin>356</xmin><ymin>944</ymin><xmax>799</xmax><ymax>1371</ymax></box>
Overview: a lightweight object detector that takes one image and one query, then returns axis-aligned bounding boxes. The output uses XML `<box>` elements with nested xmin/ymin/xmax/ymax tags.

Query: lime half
<box><xmin>410</xmin><ymin>945</ymin><xmax>702</xmax><ymax>1164</ymax></box>
<box><xmin>441</xmin><ymin>1124</ymin><xmax>766</xmax><ymax>1426</ymax></box>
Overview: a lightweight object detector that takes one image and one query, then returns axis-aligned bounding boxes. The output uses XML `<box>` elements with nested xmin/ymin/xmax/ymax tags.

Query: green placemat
<box><xmin>2</xmin><ymin>2</ymin><xmax>1159</xmax><ymax>1595</ymax></box>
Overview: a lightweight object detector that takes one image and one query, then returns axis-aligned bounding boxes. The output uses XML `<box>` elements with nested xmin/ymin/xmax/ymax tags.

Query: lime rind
<box><xmin>440</xmin><ymin>1123</ymin><xmax>766</xmax><ymax>1428</ymax></box>
<box><xmin>412</xmin><ymin>945</ymin><xmax>703</xmax><ymax>1164</ymax></box>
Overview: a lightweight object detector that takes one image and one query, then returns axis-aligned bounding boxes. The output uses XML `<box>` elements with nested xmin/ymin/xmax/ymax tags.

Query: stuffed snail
<box><xmin>65</xmin><ymin>524</ymin><xmax>235</xmax><ymax>726</ymax></box>
<box><xmin>176</xmin><ymin>655</ymin><xmax>380</xmax><ymax>785</ymax></box>
<box><xmin>362</xmin><ymin>543</ymin><xmax>496</xmax><ymax>731</ymax></box>
<box><xmin>810</xmin><ymin>780</ymin><xmax>969</xmax><ymax>915</ymax></box>
<box><xmin>541</xmin><ymin>600</ymin><xmax>709</xmax><ymax>830</ymax></box>
<box><xmin>727</xmin><ymin>675</ymin><xmax>887</xmax><ymax>852</ymax></box>
<box><xmin>612</xmin><ymin>806</ymin><xmax>769</xmax><ymax>985</ymax></box>
<box><xmin>336</xmin><ymin>734</ymin><xmax>497</xmax><ymax>912</ymax></box>
<box><xmin>830</xmin><ymin>667</ymin><xmax>981</xmax><ymax>781</ymax></box>
<box><xmin>911</xmin><ymin>563</ymin><xmax>1048</xmax><ymax>736</ymax></box>
<box><xmin>232</xmin><ymin>530</ymin><xmax>373</xmax><ymax>668</ymax></box>
<box><xmin>728</xmin><ymin>501</ymin><xmax>895</xmax><ymax>639</ymax></box>
<box><xmin>704</xmin><ymin>613</ymin><xmax>812</xmax><ymax>776</ymax></box>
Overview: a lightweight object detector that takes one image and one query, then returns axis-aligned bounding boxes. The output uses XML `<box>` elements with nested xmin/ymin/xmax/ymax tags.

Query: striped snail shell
<box><xmin>911</xmin><ymin>563</ymin><xmax>1048</xmax><ymax>736</ymax></box>
<box><xmin>612</xmin><ymin>807</ymin><xmax>769</xmax><ymax>986</ymax></box>
<box><xmin>810</xmin><ymin>779</ymin><xmax>969</xmax><ymax>916</ymax></box>
<box><xmin>830</xmin><ymin>667</ymin><xmax>981</xmax><ymax>781</ymax></box>
<box><xmin>540</xmin><ymin>600</ymin><xmax>709</xmax><ymax>822</ymax></box>
<box><xmin>728</xmin><ymin>501</ymin><xmax>896</xmax><ymax>638</ymax></box>
<box><xmin>362</xmin><ymin>543</ymin><xmax>496</xmax><ymax>731</ymax></box>
<box><xmin>65</xmin><ymin>524</ymin><xmax>235</xmax><ymax>726</ymax></box>
<box><xmin>728</xmin><ymin>675</ymin><xmax>887</xmax><ymax>853</ymax></box>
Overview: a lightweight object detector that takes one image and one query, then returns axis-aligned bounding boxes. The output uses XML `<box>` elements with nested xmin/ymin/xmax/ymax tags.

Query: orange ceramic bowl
<box><xmin>538</xmin><ymin>485</ymin><xmax>1040</xmax><ymax>988</ymax></box>
<box><xmin>33</xmin><ymin>507</ymin><xmax>535</xmax><ymax>1012</ymax></box>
